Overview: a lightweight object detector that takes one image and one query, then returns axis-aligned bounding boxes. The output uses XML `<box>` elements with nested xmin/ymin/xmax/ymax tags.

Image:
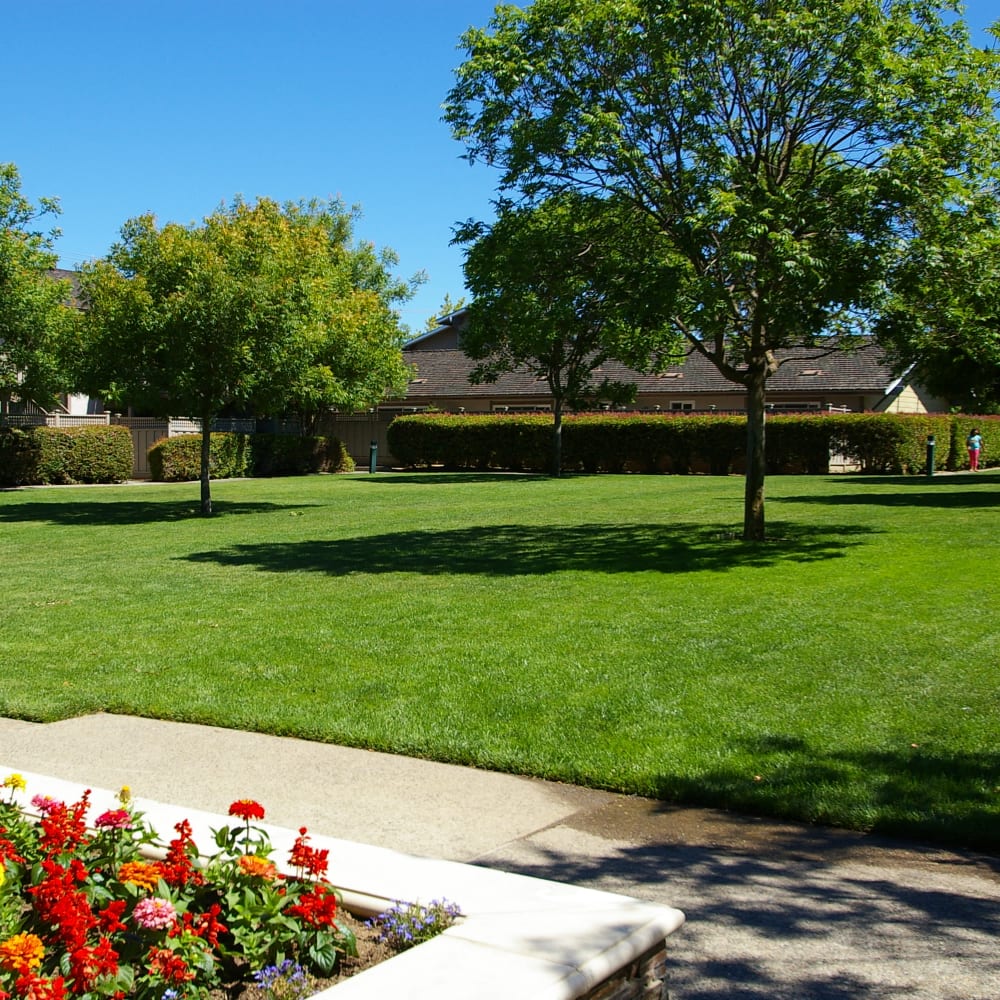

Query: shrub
<box><xmin>148</xmin><ymin>432</ymin><xmax>354</xmax><ymax>481</ymax></box>
<box><xmin>251</xmin><ymin>433</ymin><xmax>354</xmax><ymax>476</ymax></box>
<box><xmin>0</xmin><ymin>427</ymin><xmax>40</xmax><ymax>486</ymax></box>
<box><xmin>148</xmin><ymin>433</ymin><xmax>252</xmax><ymax>482</ymax></box>
<box><xmin>387</xmin><ymin>411</ymin><xmax>994</xmax><ymax>476</ymax></box>
<box><xmin>0</xmin><ymin>425</ymin><xmax>132</xmax><ymax>486</ymax></box>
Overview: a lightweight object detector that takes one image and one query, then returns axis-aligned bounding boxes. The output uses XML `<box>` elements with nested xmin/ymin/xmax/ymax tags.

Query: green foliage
<box><xmin>829</xmin><ymin>413</ymin><xmax>948</xmax><ymax>474</ymax></box>
<box><xmin>0</xmin><ymin>427</ymin><xmax>37</xmax><ymax>486</ymax></box>
<box><xmin>422</xmin><ymin>293</ymin><xmax>467</xmax><ymax>332</ymax></box>
<box><xmin>0</xmin><ymin>425</ymin><xmax>132</xmax><ymax>485</ymax></box>
<box><xmin>77</xmin><ymin>197</ymin><xmax>415</xmax><ymax>513</ymax></box>
<box><xmin>877</xmin><ymin>173</ymin><xmax>1000</xmax><ymax>412</ymax></box>
<box><xmin>0</xmin><ymin>163</ymin><xmax>75</xmax><ymax>410</ymax></box>
<box><xmin>389</xmin><ymin>411</ymin><xmax>997</xmax><ymax>476</ymax></box>
<box><xmin>147</xmin><ymin>433</ymin><xmax>354</xmax><ymax>481</ymax></box>
<box><xmin>148</xmin><ymin>434</ymin><xmax>251</xmax><ymax>482</ymax></box>
<box><xmin>456</xmin><ymin>192</ymin><xmax>682</xmax><ymax>474</ymax></box>
<box><xmin>251</xmin><ymin>433</ymin><xmax>354</xmax><ymax>477</ymax></box>
<box><xmin>446</xmin><ymin>0</ymin><xmax>1000</xmax><ymax>536</ymax></box>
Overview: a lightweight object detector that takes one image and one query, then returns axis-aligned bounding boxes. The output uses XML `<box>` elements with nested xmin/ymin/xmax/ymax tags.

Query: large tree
<box><xmin>457</xmin><ymin>192</ymin><xmax>680</xmax><ymax>475</ymax></box>
<box><xmin>877</xmin><ymin>182</ymin><xmax>1000</xmax><ymax>413</ymax></box>
<box><xmin>0</xmin><ymin>163</ymin><xmax>73</xmax><ymax>414</ymax></box>
<box><xmin>78</xmin><ymin>197</ymin><xmax>415</xmax><ymax>514</ymax></box>
<box><xmin>446</xmin><ymin>0</ymin><xmax>1000</xmax><ymax>539</ymax></box>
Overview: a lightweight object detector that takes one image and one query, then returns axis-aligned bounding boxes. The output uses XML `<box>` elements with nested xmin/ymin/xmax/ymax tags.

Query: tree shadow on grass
<box><xmin>181</xmin><ymin>521</ymin><xmax>874</xmax><ymax>577</ymax></box>
<box><xmin>0</xmin><ymin>499</ymin><xmax>318</xmax><ymax>526</ymax></box>
<box><xmin>774</xmin><ymin>471</ymin><xmax>1000</xmax><ymax>509</ymax></box>
<box><xmin>645</xmin><ymin>739</ymin><xmax>1000</xmax><ymax>855</ymax></box>
<box><xmin>356</xmin><ymin>472</ymin><xmax>551</xmax><ymax>485</ymax></box>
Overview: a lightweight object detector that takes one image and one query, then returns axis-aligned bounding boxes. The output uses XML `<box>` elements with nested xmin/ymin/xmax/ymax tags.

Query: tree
<box><xmin>445</xmin><ymin>0</ymin><xmax>1000</xmax><ymax>539</ymax></box>
<box><xmin>878</xmin><ymin>184</ymin><xmax>1000</xmax><ymax>413</ymax></box>
<box><xmin>457</xmin><ymin>192</ymin><xmax>680</xmax><ymax>474</ymax></box>
<box><xmin>78</xmin><ymin>197</ymin><xmax>415</xmax><ymax>514</ymax></box>
<box><xmin>0</xmin><ymin>163</ymin><xmax>73</xmax><ymax>414</ymax></box>
<box><xmin>423</xmin><ymin>293</ymin><xmax>467</xmax><ymax>332</ymax></box>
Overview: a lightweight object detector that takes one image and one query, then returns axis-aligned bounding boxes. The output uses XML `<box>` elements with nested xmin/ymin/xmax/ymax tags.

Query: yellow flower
<box><xmin>118</xmin><ymin>785</ymin><xmax>132</xmax><ymax>805</ymax></box>
<box><xmin>0</xmin><ymin>932</ymin><xmax>44</xmax><ymax>973</ymax></box>
<box><xmin>2</xmin><ymin>774</ymin><xmax>26</xmax><ymax>792</ymax></box>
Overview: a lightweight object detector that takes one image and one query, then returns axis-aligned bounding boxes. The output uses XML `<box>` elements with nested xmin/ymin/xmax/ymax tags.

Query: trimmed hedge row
<box><xmin>0</xmin><ymin>426</ymin><xmax>133</xmax><ymax>486</ymax></box>
<box><xmin>147</xmin><ymin>432</ymin><xmax>355</xmax><ymax>482</ymax></box>
<box><xmin>387</xmin><ymin>411</ymin><xmax>999</xmax><ymax>475</ymax></box>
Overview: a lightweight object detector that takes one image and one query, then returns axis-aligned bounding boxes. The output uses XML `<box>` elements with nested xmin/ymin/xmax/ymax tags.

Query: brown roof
<box><xmin>399</xmin><ymin>340</ymin><xmax>898</xmax><ymax>401</ymax></box>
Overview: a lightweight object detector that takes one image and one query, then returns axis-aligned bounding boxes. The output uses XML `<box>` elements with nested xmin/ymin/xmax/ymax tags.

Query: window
<box><xmin>669</xmin><ymin>401</ymin><xmax>695</xmax><ymax>411</ymax></box>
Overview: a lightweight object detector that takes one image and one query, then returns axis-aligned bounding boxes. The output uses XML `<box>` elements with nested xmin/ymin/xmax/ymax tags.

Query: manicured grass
<box><xmin>1</xmin><ymin>471</ymin><xmax>997</xmax><ymax>850</ymax></box>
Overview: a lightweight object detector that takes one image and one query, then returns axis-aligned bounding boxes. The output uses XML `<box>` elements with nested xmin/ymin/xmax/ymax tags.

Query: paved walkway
<box><xmin>1</xmin><ymin>714</ymin><xmax>997</xmax><ymax>999</ymax></box>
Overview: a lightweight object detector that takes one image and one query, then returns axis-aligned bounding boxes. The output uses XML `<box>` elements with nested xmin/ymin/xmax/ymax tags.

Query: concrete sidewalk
<box><xmin>2</xmin><ymin>714</ymin><xmax>998</xmax><ymax>999</ymax></box>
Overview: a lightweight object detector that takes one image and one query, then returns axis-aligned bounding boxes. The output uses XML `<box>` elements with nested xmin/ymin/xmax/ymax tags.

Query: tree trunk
<box><xmin>551</xmin><ymin>403</ymin><xmax>563</xmax><ymax>477</ymax></box>
<box><xmin>743</xmin><ymin>369</ymin><xmax>767</xmax><ymax>541</ymax></box>
<box><xmin>200</xmin><ymin>415</ymin><xmax>213</xmax><ymax>516</ymax></box>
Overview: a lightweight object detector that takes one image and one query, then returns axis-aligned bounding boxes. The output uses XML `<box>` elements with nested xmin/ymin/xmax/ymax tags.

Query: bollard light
<box><xmin>369</xmin><ymin>439</ymin><xmax>378</xmax><ymax>474</ymax></box>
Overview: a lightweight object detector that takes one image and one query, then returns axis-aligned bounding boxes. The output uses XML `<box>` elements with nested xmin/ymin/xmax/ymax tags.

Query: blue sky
<box><xmin>4</xmin><ymin>1</ymin><xmax>997</xmax><ymax>335</ymax></box>
<box><xmin>4</xmin><ymin>0</ymin><xmax>500</xmax><ymax>333</ymax></box>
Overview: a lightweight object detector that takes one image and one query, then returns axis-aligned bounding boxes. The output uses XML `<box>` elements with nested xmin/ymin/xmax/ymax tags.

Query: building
<box><xmin>388</xmin><ymin>309</ymin><xmax>945</xmax><ymax>415</ymax></box>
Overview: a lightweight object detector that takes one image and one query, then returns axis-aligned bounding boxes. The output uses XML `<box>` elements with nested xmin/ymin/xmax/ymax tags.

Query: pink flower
<box><xmin>94</xmin><ymin>809</ymin><xmax>132</xmax><ymax>830</ymax></box>
<box><xmin>132</xmin><ymin>897</ymin><xmax>177</xmax><ymax>931</ymax></box>
<box><xmin>30</xmin><ymin>795</ymin><xmax>60</xmax><ymax>814</ymax></box>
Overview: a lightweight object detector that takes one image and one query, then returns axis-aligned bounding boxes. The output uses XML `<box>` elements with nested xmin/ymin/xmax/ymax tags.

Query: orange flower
<box><xmin>0</xmin><ymin>932</ymin><xmax>44</xmax><ymax>973</ymax></box>
<box><xmin>117</xmin><ymin>860</ymin><xmax>166</xmax><ymax>891</ymax></box>
<box><xmin>238</xmin><ymin>855</ymin><xmax>278</xmax><ymax>879</ymax></box>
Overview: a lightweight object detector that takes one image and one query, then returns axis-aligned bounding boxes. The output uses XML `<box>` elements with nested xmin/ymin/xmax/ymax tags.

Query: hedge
<box><xmin>387</xmin><ymin>411</ymin><xmax>1000</xmax><ymax>475</ymax></box>
<box><xmin>0</xmin><ymin>425</ymin><xmax>133</xmax><ymax>487</ymax></box>
<box><xmin>147</xmin><ymin>432</ymin><xmax>354</xmax><ymax>482</ymax></box>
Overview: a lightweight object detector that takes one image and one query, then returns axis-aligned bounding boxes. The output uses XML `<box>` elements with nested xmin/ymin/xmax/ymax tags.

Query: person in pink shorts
<box><xmin>967</xmin><ymin>429</ymin><xmax>983</xmax><ymax>471</ymax></box>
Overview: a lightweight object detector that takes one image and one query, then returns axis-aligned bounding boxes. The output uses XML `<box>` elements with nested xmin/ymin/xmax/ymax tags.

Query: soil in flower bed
<box><xmin>210</xmin><ymin>911</ymin><xmax>397</xmax><ymax>999</ymax></box>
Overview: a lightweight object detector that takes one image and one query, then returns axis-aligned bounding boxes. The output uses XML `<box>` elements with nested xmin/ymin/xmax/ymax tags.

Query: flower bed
<box><xmin>0</xmin><ymin>768</ymin><xmax>685</xmax><ymax>1000</ymax></box>
<box><xmin>0</xmin><ymin>774</ymin><xmax>457</xmax><ymax>999</ymax></box>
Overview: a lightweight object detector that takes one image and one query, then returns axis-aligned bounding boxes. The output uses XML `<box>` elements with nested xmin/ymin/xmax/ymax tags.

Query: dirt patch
<box><xmin>210</xmin><ymin>911</ymin><xmax>397</xmax><ymax>998</ymax></box>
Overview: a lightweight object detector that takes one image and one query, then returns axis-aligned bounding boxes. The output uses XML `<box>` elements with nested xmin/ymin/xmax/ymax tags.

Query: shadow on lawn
<box><xmin>645</xmin><ymin>740</ymin><xmax>1000</xmax><ymax>854</ymax></box>
<box><xmin>181</xmin><ymin>521</ymin><xmax>874</xmax><ymax>577</ymax></box>
<box><xmin>774</xmin><ymin>470</ymin><xmax>1000</xmax><ymax>509</ymax></box>
<box><xmin>0</xmin><ymin>499</ymin><xmax>315</xmax><ymax>526</ymax></box>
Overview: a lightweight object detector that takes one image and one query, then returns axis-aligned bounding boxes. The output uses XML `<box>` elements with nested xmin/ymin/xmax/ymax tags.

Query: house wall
<box><xmin>875</xmin><ymin>384</ymin><xmax>947</xmax><ymax>414</ymax></box>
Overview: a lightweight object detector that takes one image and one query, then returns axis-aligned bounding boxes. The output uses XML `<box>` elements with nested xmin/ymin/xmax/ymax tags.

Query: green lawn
<box><xmin>1</xmin><ymin>471</ymin><xmax>997</xmax><ymax>850</ymax></box>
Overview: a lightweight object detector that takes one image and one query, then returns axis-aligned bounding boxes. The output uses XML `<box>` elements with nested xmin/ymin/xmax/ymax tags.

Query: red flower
<box><xmin>38</xmin><ymin>792</ymin><xmax>90</xmax><ymax>854</ymax></box>
<box><xmin>97</xmin><ymin>900</ymin><xmax>127</xmax><ymax>935</ymax></box>
<box><xmin>289</xmin><ymin>827</ymin><xmax>329</xmax><ymax>878</ymax></box>
<box><xmin>227</xmin><ymin>799</ymin><xmax>265</xmax><ymax>822</ymax></box>
<box><xmin>170</xmin><ymin>904</ymin><xmax>227</xmax><ymax>948</ymax></box>
<box><xmin>13</xmin><ymin>972</ymin><xmax>67</xmax><ymax>1000</ymax></box>
<box><xmin>160</xmin><ymin>820</ymin><xmax>204</xmax><ymax>888</ymax></box>
<box><xmin>69</xmin><ymin>938</ymin><xmax>119</xmax><ymax>992</ymax></box>
<box><xmin>0</xmin><ymin>831</ymin><xmax>25</xmax><ymax>866</ymax></box>
<box><xmin>146</xmin><ymin>947</ymin><xmax>195</xmax><ymax>984</ymax></box>
<box><xmin>287</xmin><ymin>884</ymin><xmax>338</xmax><ymax>928</ymax></box>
